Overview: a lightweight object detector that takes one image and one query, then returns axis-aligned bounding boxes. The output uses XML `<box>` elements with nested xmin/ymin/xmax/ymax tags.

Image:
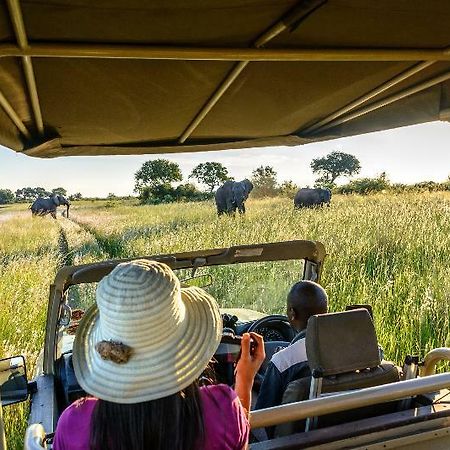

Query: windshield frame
<box><xmin>44</xmin><ymin>239</ymin><xmax>326</xmax><ymax>375</ymax></box>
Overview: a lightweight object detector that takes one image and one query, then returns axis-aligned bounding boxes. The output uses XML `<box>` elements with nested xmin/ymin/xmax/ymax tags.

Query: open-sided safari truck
<box><xmin>1</xmin><ymin>1</ymin><xmax>450</xmax><ymax>449</ymax></box>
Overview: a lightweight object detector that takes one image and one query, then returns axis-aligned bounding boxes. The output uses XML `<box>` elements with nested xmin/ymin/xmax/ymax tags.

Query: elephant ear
<box><xmin>52</xmin><ymin>195</ymin><xmax>61</xmax><ymax>206</ymax></box>
<box><xmin>243</xmin><ymin>179</ymin><xmax>253</xmax><ymax>193</ymax></box>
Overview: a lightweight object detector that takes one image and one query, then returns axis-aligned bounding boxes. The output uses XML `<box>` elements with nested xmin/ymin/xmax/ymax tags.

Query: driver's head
<box><xmin>286</xmin><ymin>281</ymin><xmax>328</xmax><ymax>332</ymax></box>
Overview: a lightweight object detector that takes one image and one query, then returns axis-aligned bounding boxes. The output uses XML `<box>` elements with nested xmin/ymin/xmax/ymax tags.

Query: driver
<box><xmin>255</xmin><ymin>281</ymin><xmax>328</xmax><ymax>416</ymax></box>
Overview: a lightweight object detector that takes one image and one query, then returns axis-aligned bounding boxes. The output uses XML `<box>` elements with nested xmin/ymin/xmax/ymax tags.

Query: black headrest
<box><xmin>306</xmin><ymin>309</ymin><xmax>381</xmax><ymax>376</ymax></box>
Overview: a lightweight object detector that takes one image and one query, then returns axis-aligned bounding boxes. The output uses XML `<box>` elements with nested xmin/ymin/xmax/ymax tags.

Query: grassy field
<box><xmin>1</xmin><ymin>192</ymin><xmax>449</xmax><ymax>448</ymax></box>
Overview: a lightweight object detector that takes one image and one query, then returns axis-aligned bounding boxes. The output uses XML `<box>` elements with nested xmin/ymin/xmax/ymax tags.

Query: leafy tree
<box><xmin>0</xmin><ymin>189</ymin><xmax>15</xmax><ymax>204</ymax></box>
<box><xmin>189</xmin><ymin>162</ymin><xmax>230</xmax><ymax>192</ymax></box>
<box><xmin>251</xmin><ymin>166</ymin><xmax>279</xmax><ymax>198</ymax></box>
<box><xmin>15</xmin><ymin>187</ymin><xmax>51</xmax><ymax>202</ymax></box>
<box><xmin>313</xmin><ymin>176</ymin><xmax>336</xmax><ymax>191</ymax></box>
<box><xmin>139</xmin><ymin>183</ymin><xmax>210</xmax><ymax>205</ymax></box>
<box><xmin>311</xmin><ymin>151</ymin><xmax>361</xmax><ymax>186</ymax></box>
<box><xmin>69</xmin><ymin>192</ymin><xmax>83</xmax><ymax>201</ymax></box>
<box><xmin>52</xmin><ymin>187</ymin><xmax>67</xmax><ymax>196</ymax></box>
<box><xmin>134</xmin><ymin>159</ymin><xmax>182</xmax><ymax>194</ymax></box>
<box><xmin>34</xmin><ymin>187</ymin><xmax>51</xmax><ymax>198</ymax></box>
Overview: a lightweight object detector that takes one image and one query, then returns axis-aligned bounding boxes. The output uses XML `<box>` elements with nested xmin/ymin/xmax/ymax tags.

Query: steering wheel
<box><xmin>247</xmin><ymin>314</ymin><xmax>295</xmax><ymax>340</ymax></box>
<box><xmin>247</xmin><ymin>315</ymin><xmax>296</xmax><ymax>382</ymax></box>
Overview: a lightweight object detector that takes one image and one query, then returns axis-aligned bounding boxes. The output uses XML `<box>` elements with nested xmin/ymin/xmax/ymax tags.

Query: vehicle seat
<box><xmin>275</xmin><ymin>309</ymin><xmax>401</xmax><ymax>437</ymax></box>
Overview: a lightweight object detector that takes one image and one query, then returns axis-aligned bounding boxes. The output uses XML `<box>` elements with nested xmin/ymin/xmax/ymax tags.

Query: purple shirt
<box><xmin>53</xmin><ymin>384</ymin><xmax>249</xmax><ymax>450</ymax></box>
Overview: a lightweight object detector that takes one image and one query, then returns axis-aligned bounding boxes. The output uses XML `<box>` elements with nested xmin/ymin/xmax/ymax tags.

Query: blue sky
<box><xmin>0</xmin><ymin>121</ymin><xmax>449</xmax><ymax>197</ymax></box>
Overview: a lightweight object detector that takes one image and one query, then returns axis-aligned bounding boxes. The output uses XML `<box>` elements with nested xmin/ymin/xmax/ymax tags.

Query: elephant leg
<box><xmin>225</xmin><ymin>198</ymin><xmax>235</xmax><ymax>215</ymax></box>
<box><xmin>216</xmin><ymin>200</ymin><xmax>226</xmax><ymax>216</ymax></box>
<box><xmin>238</xmin><ymin>203</ymin><xmax>246</xmax><ymax>214</ymax></box>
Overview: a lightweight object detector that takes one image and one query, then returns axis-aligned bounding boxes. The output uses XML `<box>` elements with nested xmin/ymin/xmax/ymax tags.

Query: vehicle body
<box><xmin>0</xmin><ymin>1</ymin><xmax>449</xmax><ymax>449</ymax></box>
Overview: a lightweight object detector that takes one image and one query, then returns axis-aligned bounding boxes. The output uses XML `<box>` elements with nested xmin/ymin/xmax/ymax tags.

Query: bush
<box><xmin>0</xmin><ymin>189</ymin><xmax>15</xmax><ymax>204</ymax></box>
<box><xmin>335</xmin><ymin>173</ymin><xmax>390</xmax><ymax>195</ymax></box>
<box><xmin>410</xmin><ymin>181</ymin><xmax>450</xmax><ymax>192</ymax></box>
<box><xmin>69</xmin><ymin>192</ymin><xmax>83</xmax><ymax>201</ymax></box>
<box><xmin>278</xmin><ymin>180</ymin><xmax>298</xmax><ymax>198</ymax></box>
<box><xmin>251</xmin><ymin>166</ymin><xmax>279</xmax><ymax>198</ymax></box>
<box><xmin>139</xmin><ymin>183</ymin><xmax>213</xmax><ymax>204</ymax></box>
<box><xmin>335</xmin><ymin>174</ymin><xmax>450</xmax><ymax>195</ymax></box>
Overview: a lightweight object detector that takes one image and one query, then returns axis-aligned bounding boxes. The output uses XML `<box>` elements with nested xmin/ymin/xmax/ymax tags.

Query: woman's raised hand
<box><xmin>234</xmin><ymin>332</ymin><xmax>265</xmax><ymax>414</ymax></box>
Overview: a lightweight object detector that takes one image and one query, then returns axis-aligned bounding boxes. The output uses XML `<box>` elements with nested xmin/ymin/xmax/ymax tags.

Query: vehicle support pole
<box><xmin>0</xmin><ymin>405</ymin><xmax>7</xmax><ymax>450</ymax></box>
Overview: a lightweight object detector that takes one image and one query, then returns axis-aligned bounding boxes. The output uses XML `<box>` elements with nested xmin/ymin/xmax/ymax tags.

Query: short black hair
<box><xmin>287</xmin><ymin>280</ymin><xmax>328</xmax><ymax>316</ymax></box>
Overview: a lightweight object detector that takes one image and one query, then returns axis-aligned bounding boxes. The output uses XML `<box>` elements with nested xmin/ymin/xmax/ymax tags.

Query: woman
<box><xmin>53</xmin><ymin>259</ymin><xmax>265</xmax><ymax>450</ymax></box>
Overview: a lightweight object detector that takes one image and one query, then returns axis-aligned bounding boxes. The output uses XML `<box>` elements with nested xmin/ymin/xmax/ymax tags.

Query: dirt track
<box><xmin>0</xmin><ymin>210</ymin><xmax>27</xmax><ymax>223</ymax></box>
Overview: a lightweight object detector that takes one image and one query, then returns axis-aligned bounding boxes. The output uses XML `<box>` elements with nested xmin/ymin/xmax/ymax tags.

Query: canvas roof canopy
<box><xmin>0</xmin><ymin>0</ymin><xmax>449</xmax><ymax>158</ymax></box>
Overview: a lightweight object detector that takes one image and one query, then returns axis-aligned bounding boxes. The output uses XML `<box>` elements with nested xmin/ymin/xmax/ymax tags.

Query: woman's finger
<box><xmin>241</xmin><ymin>333</ymin><xmax>250</xmax><ymax>358</ymax></box>
<box><xmin>249</xmin><ymin>332</ymin><xmax>265</xmax><ymax>360</ymax></box>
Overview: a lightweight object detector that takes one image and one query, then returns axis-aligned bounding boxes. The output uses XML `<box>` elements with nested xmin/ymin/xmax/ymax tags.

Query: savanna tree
<box><xmin>15</xmin><ymin>187</ymin><xmax>51</xmax><ymax>202</ymax></box>
<box><xmin>52</xmin><ymin>187</ymin><xmax>67</xmax><ymax>196</ymax></box>
<box><xmin>0</xmin><ymin>189</ymin><xmax>15</xmax><ymax>204</ymax></box>
<box><xmin>251</xmin><ymin>165</ymin><xmax>279</xmax><ymax>197</ymax></box>
<box><xmin>134</xmin><ymin>159</ymin><xmax>182</xmax><ymax>194</ymax></box>
<box><xmin>311</xmin><ymin>151</ymin><xmax>361</xmax><ymax>187</ymax></box>
<box><xmin>189</xmin><ymin>162</ymin><xmax>230</xmax><ymax>192</ymax></box>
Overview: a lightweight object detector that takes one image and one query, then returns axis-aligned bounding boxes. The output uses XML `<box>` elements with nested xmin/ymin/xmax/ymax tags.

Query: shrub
<box><xmin>139</xmin><ymin>183</ymin><xmax>212</xmax><ymax>204</ymax></box>
<box><xmin>0</xmin><ymin>189</ymin><xmax>15</xmax><ymax>204</ymax></box>
<box><xmin>278</xmin><ymin>180</ymin><xmax>298</xmax><ymax>198</ymax></box>
<box><xmin>335</xmin><ymin>173</ymin><xmax>390</xmax><ymax>195</ymax></box>
<box><xmin>251</xmin><ymin>166</ymin><xmax>279</xmax><ymax>198</ymax></box>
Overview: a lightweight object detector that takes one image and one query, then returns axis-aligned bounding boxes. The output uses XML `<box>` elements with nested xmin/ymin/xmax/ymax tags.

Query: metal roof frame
<box><xmin>0</xmin><ymin>1</ymin><xmax>449</xmax><ymax>155</ymax></box>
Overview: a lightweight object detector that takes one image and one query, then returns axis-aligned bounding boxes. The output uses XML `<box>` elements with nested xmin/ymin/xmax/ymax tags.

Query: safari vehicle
<box><xmin>1</xmin><ymin>1</ymin><xmax>450</xmax><ymax>449</ymax></box>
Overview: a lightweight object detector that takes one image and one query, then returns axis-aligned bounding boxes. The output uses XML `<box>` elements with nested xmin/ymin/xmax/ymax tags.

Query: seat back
<box><xmin>275</xmin><ymin>310</ymin><xmax>401</xmax><ymax>437</ymax></box>
<box><xmin>306</xmin><ymin>308</ymin><xmax>381</xmax><ymax>376</ymax></box>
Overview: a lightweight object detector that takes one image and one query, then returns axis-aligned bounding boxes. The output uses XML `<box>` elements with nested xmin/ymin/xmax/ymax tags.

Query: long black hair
<box><xmin>90</xmin><ymin>382</ymin><xmax>204</xmax><ymax>450</ymax></box>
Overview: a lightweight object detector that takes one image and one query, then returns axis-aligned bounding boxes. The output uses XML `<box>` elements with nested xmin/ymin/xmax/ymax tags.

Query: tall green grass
<box><xmin>0</xmin><ymin>210</ymin><xmax>60</xmax><ymax>450</ymax></box>
<box><xmin>71</xmin><ymin>193</ymin><xmax>450</xmax><ymax>363</ymax></box>
<box><xmin>1</xmin><ymin>193</ymin><xmax>449</xmax><ymax>447</ymax></box>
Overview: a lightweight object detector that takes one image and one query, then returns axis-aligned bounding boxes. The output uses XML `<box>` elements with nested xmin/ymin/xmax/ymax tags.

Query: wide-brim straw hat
<box><xmin>73</xmin><ymin>259</ymin><xmax>222</xmax><ymax>403</ymax></box>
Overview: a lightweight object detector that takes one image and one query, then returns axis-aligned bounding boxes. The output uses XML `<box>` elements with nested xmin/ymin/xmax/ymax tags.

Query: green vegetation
<box><xmin>335</xmin><ymin>173</ymin><xmax>450</xmax><ymax>195</ymax></box>
<box><xmin>134</xmin><ymin>159</ymin><xmax>212</xmax><ymax>204</ymax></box>
<box><xmin>69</xmin><ymin>192</ymin><xmax>450</xmax><ymax>364</ymax></box>
<box><xmin>311</xmin><ymin>150</ymin><xmax>361</xmax><ymax>188</ymax></box>
<box><xmin>0</xmin><ymin>209</ymin><xmax>60</xmax><ymax>449</ymax></box>
<box><xmin>0</xmin><ymin>189</ymin><xmax>15</xmax><ymax>205</ymax></box>
<box><xmin>1</xmin><ymin>192</ymin><xmax>449</xmax><ymax>447</ymax></box>
<box><xmin>251</xmin><ymin>166</ymin><xmax>279</xmax><ymax>198</ymax></box>
<box><xmin>189</xmin><ymin>162</ymin><xmax>230</xmax><ymax>192</ymax></box>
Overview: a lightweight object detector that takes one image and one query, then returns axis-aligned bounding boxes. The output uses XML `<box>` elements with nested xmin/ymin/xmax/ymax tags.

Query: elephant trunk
<box><xmin>66</xmin><ymin>203</ymin><xmax>70</xmax><ymax>218</ymax></box>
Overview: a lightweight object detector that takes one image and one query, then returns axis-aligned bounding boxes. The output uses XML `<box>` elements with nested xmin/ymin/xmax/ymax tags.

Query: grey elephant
<box><xmin>30</xmin><ymin>194</ymin><xmax>70</xmax><ymax>219</ymax></box>
<box><xmin>215</xmin><ymin>179</ymin><xmax>253</xmax><ymax>215</ymax></box>
<box><xmin>294</xmin><ymin>188</ymin><xmax>331</xmax><ymax>208</ymax></box>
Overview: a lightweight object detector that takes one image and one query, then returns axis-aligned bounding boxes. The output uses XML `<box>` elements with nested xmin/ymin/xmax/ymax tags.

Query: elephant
<box><xmin>215</xmin><ymin>179</ymin><xmax>253</xmax><ymax>215</ymax></box>
<box><xmin>294</xmin><ymin>188</ymin><xmax>331</xmax><ymax>208</ymax></box>
<box><xmin>30</xmin><ymin>194</ymin><xmax>70</xmax><ymax>219</ymax></box>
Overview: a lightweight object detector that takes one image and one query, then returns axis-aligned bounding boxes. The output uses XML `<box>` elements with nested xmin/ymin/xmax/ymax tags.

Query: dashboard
<box><xmin>222</xmin><ymin>313</ymin><xmax>295</xmax><ymax>343</ymax></box>
<box><xmin>253</xmin><ymin>326</ymin><xmax>287</xmax><ymax>342</ymax></box>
